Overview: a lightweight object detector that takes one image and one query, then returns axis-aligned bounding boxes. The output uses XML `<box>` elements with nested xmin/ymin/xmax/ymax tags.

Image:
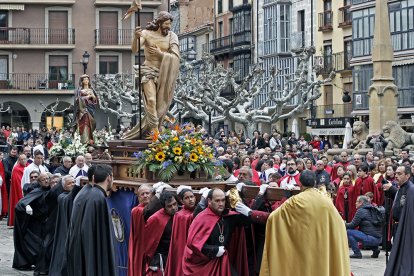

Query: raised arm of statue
<box><xmin>131</xmin><ymin>26</ymin><xmax>146</xmax><ymax>53</ymax></box>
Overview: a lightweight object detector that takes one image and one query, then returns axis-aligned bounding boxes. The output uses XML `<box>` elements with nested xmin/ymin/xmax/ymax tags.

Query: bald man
<box><xmin>69</xmin><ymin>155</ymin><xmax>89</xmax><ymax>178</ymax></box>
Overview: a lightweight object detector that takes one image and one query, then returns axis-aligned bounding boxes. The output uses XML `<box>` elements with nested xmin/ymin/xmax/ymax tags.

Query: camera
<box><xmin>381</xmin><ymin>178</ymin><xmax>388</xmax><ymax>185</ymax></box>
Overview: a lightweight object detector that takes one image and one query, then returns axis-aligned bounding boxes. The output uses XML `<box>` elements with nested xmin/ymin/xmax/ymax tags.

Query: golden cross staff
<box><xmin>122</xmin><ymin>0</ymin><xmax>143</xmax><ymax>139</ymax></box>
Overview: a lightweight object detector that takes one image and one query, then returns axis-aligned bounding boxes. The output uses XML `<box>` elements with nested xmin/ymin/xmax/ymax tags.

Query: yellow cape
<box><xmin>260</xmin><ymin>188</ymin><xmax>350</xmax><ymax>276</ymax></box>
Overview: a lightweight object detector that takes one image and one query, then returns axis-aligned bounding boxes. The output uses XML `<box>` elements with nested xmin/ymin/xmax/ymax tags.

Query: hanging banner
<box><xmin>107</xmin><ymin>189</ymin><xmax>138</xmax><ymax>276</ymax></box>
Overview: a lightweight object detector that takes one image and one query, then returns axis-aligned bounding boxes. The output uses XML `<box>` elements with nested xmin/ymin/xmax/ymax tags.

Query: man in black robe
<box><xmin>12</xmin><ymin>172</ymin><xmax>64</xmax><ymax>272</ymax></box>
<box><xmin>49</xmin><ymin>166</ymin><xmax>94</xmax><ymax>276</ymax></box>
<box><xmin>384</xmin><ymin>165</ymin><xmax>414</xmax><ymax>276</ymax></box>
<box><xmin>66</xmin><ymin>164</ymin><xmax>116</xmax><ymax>276</ymax></box>
<box><xmin>383</xmin><ymin>165</ymin><xmax>414</xmax><ymax>237</ymax></box>
<box><xmin>2</xmin><ymin>146</ymin><xmax>18</xmax><ymax>197</ymax></box>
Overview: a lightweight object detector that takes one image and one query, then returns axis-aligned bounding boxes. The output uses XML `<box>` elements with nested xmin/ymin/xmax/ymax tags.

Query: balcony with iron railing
<box><xmin>94</xmin><ymin>29</ymin><xmax>134</xmax><ymax>49</ymax></box>
<box><xmin>318</xmin><ymin>11</ymin><xmax>333</xmax><ymax>32</ymax></box>
<box><xmin>0</xmin><ymin>73</ymin><xmax>75</xmax><ymax>91</ymax></box>
<box><xmin>314</xmin><ymin>51</ymin><xmax>352</xmax><ymax>76</ymax></box>
<box><xmin>0</xmin><ymin>28</ymin><xmax>75</xmax><ymax>49</ymax></box>
<box><xmin>311</xmin><ymin>103</ymin><xmax>353</xmax><ymax>118</ymax></box>
<box><xmin>210</xmin><ymin>31</ymin><xmax>252</xmax><ymax>55</ymax></box>
<box><xmin>210</xmin><ymin>35</ymin><xmax>232</xmax><ymax>54</ymax></box>
<box><xmin>338</xmin><ymin>6</ymin><xmax>352</xmax><ymax>28</ymax></box>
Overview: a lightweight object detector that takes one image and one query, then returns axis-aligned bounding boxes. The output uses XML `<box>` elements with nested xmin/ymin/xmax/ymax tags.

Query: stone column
<box><xmin>368</xmin><ymin>0</ymin><xmax>398</xmax><ymax>135</ymax></box>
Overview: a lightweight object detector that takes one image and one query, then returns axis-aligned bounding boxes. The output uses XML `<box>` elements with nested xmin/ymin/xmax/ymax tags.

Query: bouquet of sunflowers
<box><xmin>132</xmin><ymin>122</ymin><xmax>220</xmax><ymax>182</ymax></box>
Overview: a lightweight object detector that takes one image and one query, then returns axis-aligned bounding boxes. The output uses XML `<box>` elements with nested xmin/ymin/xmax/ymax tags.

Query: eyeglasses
<box><xmin>30</xmin><ymin>176</ymin><xmax>38</xmax><ymax>179</ymax></box>
<box><xmin>287</xmin><ymin>163</ymin><xmax>296</xmax><ymax>166</ymax></box>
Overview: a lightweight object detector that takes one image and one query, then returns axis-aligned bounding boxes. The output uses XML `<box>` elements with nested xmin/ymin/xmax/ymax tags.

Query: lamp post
<box><xmin>116</xmin><ymin>102</ymin><xmax>121</xmax><ymax>128</ymax></box>
<box><xmin>177</xmin><ymin>102</ymin><xmax>183</xmax><ymax>124</ymax></box>
<box><xmin>131</xmin><ymin>101</ymin><xmax>138</xmax><ymax>126</ymax></box>
<box><xmin>81</xmin><ymin>51</ymin><xmax>90</xmax><ymax>74</ymax></box>
<box><xmin>205</xmin><ymin>106</ymin><xmax>212</xmax><ymax>136</ymax></box>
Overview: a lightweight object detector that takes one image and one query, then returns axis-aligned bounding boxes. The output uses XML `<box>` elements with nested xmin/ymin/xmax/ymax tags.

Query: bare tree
<box><xmin>94</xmin><ymin>74</ymin><xmax>139</xmax><ymax>119</ymax></box>
<box><xmin>174</xmin><ymin>47</ymin><xmax>334</xmax><ymax>135</ymax></box>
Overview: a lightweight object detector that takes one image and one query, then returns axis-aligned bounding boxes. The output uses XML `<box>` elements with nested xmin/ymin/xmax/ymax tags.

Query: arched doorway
<box><xmin>40</xmin><ymin>101</ymin><xmax>73</xmax><ymax>130</ymax></box>
<box><xmin>0</xmin><ymin>102</ymin><xmax>30</xmax><ymax>129</ymax></box>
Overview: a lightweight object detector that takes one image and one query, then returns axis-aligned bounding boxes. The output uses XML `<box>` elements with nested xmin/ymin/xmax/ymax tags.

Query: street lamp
<box><xmin>342</xmin><ymin>90</ymin><xmax>352</xmax><ymax>103</ymax></box>
<box><xmin>81</xmin><ymin>51</ymin><xmax>90</xmax><ymax>74</ymax></box>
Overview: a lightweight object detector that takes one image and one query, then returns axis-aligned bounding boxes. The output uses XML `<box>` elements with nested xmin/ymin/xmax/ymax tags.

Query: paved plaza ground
<box><xmin>0</xmin><ymin>219</ymin><xmax>386</xmax><ymax>276</ymax></box>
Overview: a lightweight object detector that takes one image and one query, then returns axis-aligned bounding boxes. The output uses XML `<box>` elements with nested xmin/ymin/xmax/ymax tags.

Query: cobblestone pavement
<box><xmin>0</xmin><ymin>219</ymin><xmax>386</xmax><ymax>276</ymax></box>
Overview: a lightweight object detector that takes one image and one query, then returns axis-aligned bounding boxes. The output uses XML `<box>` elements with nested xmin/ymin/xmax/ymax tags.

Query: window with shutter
<box><xmin>99</xmin><ymin>11</ymin><xmax>118</xmax><ymax>45</ymax></box>
<box><xmin>0</xmin><ymin>10</ymin><xmax>8</xmax><ymax>41</ymax></box>
<box><xmin>99</xmin><ymin>55</ymin><xmax>119</xmax><ymax>75</ymax></box>
<box><xmin>135</xmin><ymin>12</ymin><xmax>154</xmax><ymax>28</ymax></box>
<box><xmin>49</xmin><ymin>11</ymin><xmax>68</xmax><ymax>44</ymax></box>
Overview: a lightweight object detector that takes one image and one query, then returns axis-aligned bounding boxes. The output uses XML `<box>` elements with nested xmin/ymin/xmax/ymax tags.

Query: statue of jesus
<box><xmin>123</xmin><ymin>11</ymin><xmax>180</xmax><ymax>140</ymax></box>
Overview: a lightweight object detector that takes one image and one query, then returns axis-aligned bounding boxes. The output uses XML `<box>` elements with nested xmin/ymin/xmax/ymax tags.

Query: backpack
<box><xmin>369</xmin><ymin>205</ymin><xmax>386</xmax><ymax>226</ymax></box>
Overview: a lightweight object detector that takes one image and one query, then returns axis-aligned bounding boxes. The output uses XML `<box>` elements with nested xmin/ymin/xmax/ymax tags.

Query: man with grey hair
<box><xmin>237</xmin><ymin>166</ymin><xmax>253</xmax><ymax>184</ymax></box>
<box><xmin>54</xmin><ymin>156</ymin><xmax>72</xmax><ymax>176</ymax></box>
<box><xmin>69</xmin><ymin>155</ymin><xmax>89</xmax><ymax>178</ymax></box>
<box><xmin>84</xmin><ymin>153</ymin><xmax>93</xmax><ymax>167</ymax></box>
<box><xmin>346</xmin><ymin>195</ymin><xmax>383</xmax><ymax>259</ymax></box>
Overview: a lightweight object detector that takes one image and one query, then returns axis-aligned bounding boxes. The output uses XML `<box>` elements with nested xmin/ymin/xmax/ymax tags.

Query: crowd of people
<box><xmin>0</xmin><ymin>126</ymin><xmax>413</xmax><ymax>275</ymax></box>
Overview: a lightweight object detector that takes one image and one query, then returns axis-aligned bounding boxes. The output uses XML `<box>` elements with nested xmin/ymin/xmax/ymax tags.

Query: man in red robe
<box><xmin>8</xmin><ymin>154</ymin><xmax>27</xmax><ymax>227</ymax></box>
<box><xmin>349</xmin><ymin>164</ymin><xmax>379</xmax><ymax>220</ymax></box>
<box><xmin>0</xmin><ymin>160</ymin><xmax>8</xmax><ymax>219</ymax></box>
<box><xmin>142</xmin><ymin>191</ymin><xmax>178</xmax><ymax>275</ymax></box>
<box><xmin>331</xmin><ymin>151</ymin><xmax>350</xmax><ymax>181</ymax></box>
<box><xmin>165</xmin><ymin>187</ymin><xmax>195</xmax><ymax>276</ymax></box>
<box><xmin>128</xmin><ymin>184</ymin><xmax>152</xmax><ymax>276</ymax></box>
<box><xmin>182</xmin><ymin>188</ymin><xmax>250</xmax><ymax>276</ymax></box>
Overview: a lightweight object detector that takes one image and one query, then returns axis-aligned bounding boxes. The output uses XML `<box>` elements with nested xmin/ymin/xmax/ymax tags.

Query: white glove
<box><xmin>216</xmin><ymin>246</ymin><xmax>225</xmax><ymax>257</ymax></box>
<box><xmin>25</xmin><ymin>205</ymin><xmax>33</xmax><ymax>216</ymax></box>
<box><xmin>235</xmin><ymin>202</ymin><xmax>251</xmax><ymax>217</ymax></box>
<box><xmin>280</xmin><ymin>163</ymin><xmax>286</xmax><ymax>170</ymax></box>
<box><xmin>201</xmin><ymin>188</ymin><xmax>210</xmax><ymax>199</ymax></box>
<box><xmin>75</xmin><ymin>176</ymin><xmax>83</xmax><ymax>186</ymax></box>
<box><xmin>259</xmin><ymin>184</ymin><xmax>269</xmax><ymax>195</ymax></box>
<box><xmin>199</xmin><ymin>187</ymin><xmax>209</xmax><ymax>196</ymax></box>
<box><xmin>155</xmin><ymin>184</ymin><xmax>172</xmax><ymax>198</ymax></box>
<box><xmin>153</xmin><ymin>182</ymin><xmax>166</xmax><ymax>190</ymax></box>
<box><xmin>177</xmin><ymin>185</ymin><xmax>192</xmax><ymax>195</ymax></box>
<box><xmin>236</xmin><ymin>182</ymin><xmax>245</xmax><ymax>192</ymax></box>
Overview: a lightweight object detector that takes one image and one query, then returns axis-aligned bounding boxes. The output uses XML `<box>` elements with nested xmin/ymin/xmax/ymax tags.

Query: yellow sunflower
<box><xmin>189</xmin><ymin>153</ymin><xmax>199</xmax><ymax>162</ymax></box>
<box><xmin>155</xmin><ymin>151</ymin><xmax>166</xmax><ymax>162</ymax></box>
<box><xmin>173</xmin><ymin>147</ymin><xmax>182</xmax><ymax>155</ymax></box>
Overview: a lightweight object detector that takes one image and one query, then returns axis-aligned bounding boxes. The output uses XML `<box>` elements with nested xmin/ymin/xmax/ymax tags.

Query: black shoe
<box><xmin>350</xmin><ymin>254</ymin><xmax>362</xmax><ymax>259</ymax></box>
<box><xmin>371</xmin><ymin>249</ymin><xmax>380</xmax><ymax>258</ymax></box>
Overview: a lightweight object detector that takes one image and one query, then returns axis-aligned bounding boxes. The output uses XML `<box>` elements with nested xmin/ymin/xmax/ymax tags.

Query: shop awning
<box><xmin>0</xmin><ymin>4</ymin><xmax>25</xmax><ymax>10</ymax></box>
<box><xmin>310</xmin><ymin>128</ymin><xmax>346</xmax><ymax>136</ymax></box>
